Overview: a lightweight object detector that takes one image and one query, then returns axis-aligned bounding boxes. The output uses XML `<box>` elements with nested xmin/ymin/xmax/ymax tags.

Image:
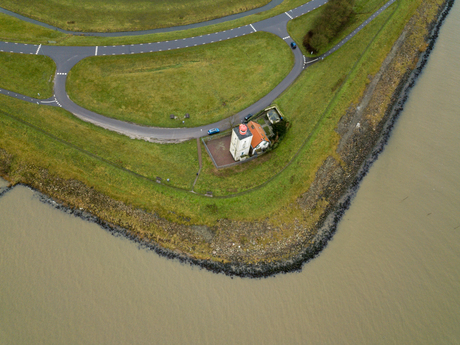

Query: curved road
<box><xmin>0</xmin><ymin>0</ymin><xmax>397</xmax><ymax>142</ymax></box>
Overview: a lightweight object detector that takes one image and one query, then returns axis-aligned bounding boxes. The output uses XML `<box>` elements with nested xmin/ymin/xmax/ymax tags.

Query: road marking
<box><xmin>95</xmin><ymin>46</ymin><xmax>98</xmax><ymax>56</ymax></box>
<box><xmin>249</xmin><ymin>24</ymin><xmax>257</xmax><ymax>32</ymax></box>
<box><xmin>285</xmin><ymin>11</ymin><xmax>293</xmax><ymax>19</ymax></box>
<box><xmin>283</xmin><ymin>36</ymin><xmax>291</xmax><ymax>40</ymax></box>
<box><xmin>35</xmin><ymin>44</ymin><xmax>41</xmax><ymax>55</ymax></box>
<box><xmin>306</xmin><ymin>58</ymin><xmax>319</xmax><ymax>64</ymax></box>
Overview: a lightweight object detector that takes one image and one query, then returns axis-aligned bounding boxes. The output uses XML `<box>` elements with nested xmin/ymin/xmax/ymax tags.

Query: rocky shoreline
<box><xmin>0</xmin><ymin>0</ymin><xmax>454</xmax><ymax>278</ymax></box>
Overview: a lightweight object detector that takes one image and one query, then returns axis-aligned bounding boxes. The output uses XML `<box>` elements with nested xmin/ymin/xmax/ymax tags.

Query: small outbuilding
<box><xmin>265</xmin><ymin>105</ymin><xmax>283</xmax><ymax>124</ymax></box>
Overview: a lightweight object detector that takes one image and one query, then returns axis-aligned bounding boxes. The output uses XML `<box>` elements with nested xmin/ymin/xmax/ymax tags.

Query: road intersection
<box><xmin>0</xmin><ymin>0</ymin><xmax>397</xmax><ymax>142</ymax></box>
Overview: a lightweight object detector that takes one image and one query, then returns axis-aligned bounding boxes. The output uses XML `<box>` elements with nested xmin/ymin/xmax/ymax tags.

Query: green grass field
<box><xmin>0</xmin><ymin>0</ymin><xmax>441</xmax><ymax>234</ymax></box>
<box><xmin>66</xmin><ymin>32</ymin><xmax>293</xmax><ymax>128</ymax></box>
<box><xmin>0</xmin><ymin>0</ymin><xmax>270</xmax><ymax>32</ymax></box>
<box><xmin>0</xmin><ymin>52</ymin><xmax>55</xmax><ymax>98</ymax></box>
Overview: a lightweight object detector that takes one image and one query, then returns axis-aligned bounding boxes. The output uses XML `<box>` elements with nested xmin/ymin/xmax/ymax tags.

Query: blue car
<box><xmin>207</xmin><ymin>128</ymin><xmax>220</xmax><ymax>135</ymax></box>
<box><xmin>290</xmin><ymin>42</ymin><xmax>297</xmax><ymax>49</ymax></box>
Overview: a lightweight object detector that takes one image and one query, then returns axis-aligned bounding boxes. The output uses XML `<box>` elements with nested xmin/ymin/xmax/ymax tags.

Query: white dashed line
<box><xmin>95</xmin><ymin>46</ymin><xmax>98</xmax><ymax>56</ymax></box>
<box><xmin>35</xmin><ymin>44</ymin><xmax>41</xmax><ymax>55</ymax></box>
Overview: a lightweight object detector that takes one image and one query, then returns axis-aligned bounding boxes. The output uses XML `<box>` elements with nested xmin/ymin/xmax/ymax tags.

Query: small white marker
<box><xmin>35</xmin><ymin>44</ymin><xmax>41</xmax><ymax>55</ymax></box>
<box><xmin>95</xmin><ymin>46</ymin><xmax>98</xmax><ymax>56</ymax></box>
<box><xmin>285</xmin><ymin>11</ymin><xmax>293</xmax><ymax>19</ymax></box>
<box><xmin>249</xmin><ymin>24</ymin><xmax>257</xmax><ymax>32</ymax></box>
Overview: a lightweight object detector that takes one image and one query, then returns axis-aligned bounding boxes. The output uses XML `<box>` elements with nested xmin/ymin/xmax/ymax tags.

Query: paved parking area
<box><xmin>203</xmin><ymin>135</ymin><xmax>236</xmax><ymax>168</ymax></box>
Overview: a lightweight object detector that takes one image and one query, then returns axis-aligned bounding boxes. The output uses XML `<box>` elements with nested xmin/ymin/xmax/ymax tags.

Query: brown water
<box><xmin>1</xmin><ymin>3</ymin><xmax>460</xmax><ymax>344</ymax></box>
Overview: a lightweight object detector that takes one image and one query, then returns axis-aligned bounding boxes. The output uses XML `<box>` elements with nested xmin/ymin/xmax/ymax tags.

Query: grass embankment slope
<box><xmin>0</xmin><ymin>0</ymin><xmax>270</xmax><ymax>32</ymax></box>
<box><xmin>66</xmin><ymin>32</ymin><xmax>293</xmax><ymax>128</ymax></box>
<box><xmin>0</xmin><ymin>53</ymin><xmax>55</xmax><ymax>98</ymax></box>
<box><xmin>0</xmin><ymin>0</ymin><xmax>447</xmax><ymax>261</ymax></box>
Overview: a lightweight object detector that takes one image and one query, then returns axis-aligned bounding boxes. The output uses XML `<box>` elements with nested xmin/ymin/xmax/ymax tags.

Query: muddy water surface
<box><xmin>1</xmin><ymin>2</ymin><xmax>460</xmax><ymax>344</ymax></box>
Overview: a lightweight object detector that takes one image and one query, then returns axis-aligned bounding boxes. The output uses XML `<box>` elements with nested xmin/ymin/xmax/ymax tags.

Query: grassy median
<box><xmin>0</xmin><ymin>0</ymin><xmax>270</xmax><ymax>32</ymax></box>
<box><xmin>0</xmin><ymin>0</ymin><xmax>308</xmax><ymax>46</ymax></box>
<box><xmin>66</xmin><ymin>32</ymin><xmax>293</xmax><ymax>128</ymax></box>
<box><xmin>0</xmin><ymin>52</ymin><xmax>55</xmax><ymax>98</ymax></box>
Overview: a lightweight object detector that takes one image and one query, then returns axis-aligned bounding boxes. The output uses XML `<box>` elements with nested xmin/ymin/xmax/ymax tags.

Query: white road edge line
<box><xmin>285</xmin><ymin>12</ymin><xmax>293</xmax><ymax>19</ymax></box>
<box><xmin>249</xmin><ymin>24</ymin><xmax>257</xmax><ymax>32</ymax></box>
<box><xmin>306</xmin><ymin>58</ymin><xmax>319</xmax><ymax>64</ymax></box>
<box><xmin>35</xmin><ymin>44</ymin><xmax>41</xmax><ymax>55</ymax></box>
<box><xmin>95</xmin><ymin>46</ymin><xmax>98</xmax><ymax>56</ymax></box>
<box><xmin>283</xmin><ymin>36</ymin><xmax>291</xmax><ymax>40</ymax></box>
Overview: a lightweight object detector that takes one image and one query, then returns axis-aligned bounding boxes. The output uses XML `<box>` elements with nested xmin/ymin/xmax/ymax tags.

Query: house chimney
<box><xmin>239</xmin><ymin>124</ymin><xmax>248</xmax><ymax>135</ymax></box>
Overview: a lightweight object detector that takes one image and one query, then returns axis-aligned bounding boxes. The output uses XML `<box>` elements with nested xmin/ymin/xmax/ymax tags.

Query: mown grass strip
<box><xmin>0</xmin><ymin>0</ymin><xmax>270</xmax><ymax>32</ymax></box>
<box><xmin>0</xmin><ymin>0</ymin><xmax>307</xmax><ymax>46</ymax></box>
<box><xmin>67</xmin><ymin>32</ymin><xmax>293</xmax><ymax>128</ymax></box>
<box><xmin>0</xmin><ymin>52</ymin><xmax>55</xmax><ymax>98</ymax></box>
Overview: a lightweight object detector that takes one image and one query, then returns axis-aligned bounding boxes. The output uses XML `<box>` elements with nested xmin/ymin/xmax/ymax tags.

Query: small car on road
<box><xmin>207</xmin><ymin>128</ymin><xmax>220</xmax><ymax>135</ymax></box>
<box><xmin>243</xmin><ymin>114</ymin><xmax>252</xmax><ymax>123</ymax></box>
<box><xmin>290</xmin><ymin>42</ymin><xmax>297</xmax><ymax>49</ymax></box>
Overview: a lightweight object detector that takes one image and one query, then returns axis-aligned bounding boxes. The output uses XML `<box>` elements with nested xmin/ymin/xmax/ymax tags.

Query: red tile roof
<box><xmin>247</xmin><ymin>121</ymin><xmax>269</xmax><ymax>148</ymax></box>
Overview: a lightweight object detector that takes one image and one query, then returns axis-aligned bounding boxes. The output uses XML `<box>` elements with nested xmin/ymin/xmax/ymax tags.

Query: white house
<box><xmin>230</xmin><ymin>124</ymin><xmax>252</xmax><ymax>161</ymax></box>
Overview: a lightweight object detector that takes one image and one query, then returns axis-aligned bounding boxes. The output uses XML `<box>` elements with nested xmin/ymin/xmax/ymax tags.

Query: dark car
<box><xmin>243</xmin><ymin>114</ymin><xmax>253</xmax><ymax>123</ymax></box>
<box><xmin>290</xmin><ymin>42</ymin><xmax>297</xmax><ymax>49</ymax></box>
<box><xmin>207</xmin><ymin>128</ymin><xmax>220</xmax><ymax>135</ymax></box>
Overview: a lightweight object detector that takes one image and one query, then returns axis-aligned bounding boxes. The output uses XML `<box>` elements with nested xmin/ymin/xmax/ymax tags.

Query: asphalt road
<box><xmin>0</xmin><ymin>0</ymin><xmax>397</xmax><ymax>142</ymax></box>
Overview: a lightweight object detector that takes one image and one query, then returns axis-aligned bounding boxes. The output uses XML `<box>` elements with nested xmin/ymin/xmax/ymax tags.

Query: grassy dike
<box><xmin>0</xmin><ymin>0</ymin><xmax>450</xmax><ymax>271</ymax></box>
<box><xmin>0</xmin><ymin>0</ymin><xmax>270</xmax><ymax>32</ymax></box>
<box><xmin>66</xmin><ymin>33</ymin><xmax>293</xmax><ymax>128</ymax></box>
<box><xmin>0</xmin><ymin>52</ymin><xmax>55</xmax><ymax>98</ymax></box>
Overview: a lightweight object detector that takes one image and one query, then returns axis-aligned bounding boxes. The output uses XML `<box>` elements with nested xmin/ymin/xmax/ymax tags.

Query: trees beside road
<box><xmin>303</xmin><ymin>0</ymin><xmax>355</xmax><ymax>53</ymax></box>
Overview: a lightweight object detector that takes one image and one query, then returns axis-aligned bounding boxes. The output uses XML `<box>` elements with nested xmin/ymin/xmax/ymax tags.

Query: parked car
<box><xmin>243</xmin><ymin>114</ymin><xmax>253</xmax><ymax>123</ymax></box>
<box><xmin>290</xmin><ymin>42</ymin><xmax>297</xmax><ymax>49</ymax></box>
<box><xmin>207</xmin><ymin>128</ymin><xmax>220</xmax><ymax>135</ymax></box>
